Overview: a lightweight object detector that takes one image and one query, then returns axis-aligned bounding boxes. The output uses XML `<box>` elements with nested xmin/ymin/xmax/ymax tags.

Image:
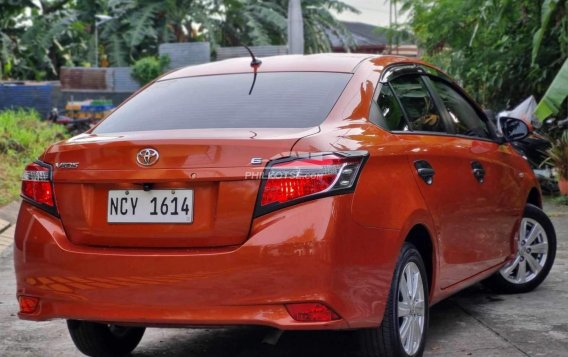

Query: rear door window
<box><xmin>389</xmin><ymin>76</ymin><xmax>447</xmax><ymax>133</ymax></box>
<box><xmin>374</xmin><ymin>85</ymin><xmax>409</xmax><ymax>131</ymax></box>
<box><xmin>93</xmin><ymin>72</ymin><xmax>352</xmax><ymax>133</ymax></box>
<box><xmin>430</xmin><ymin>79</ymin><xmax>490</xmax><ymax>139</ymax></box>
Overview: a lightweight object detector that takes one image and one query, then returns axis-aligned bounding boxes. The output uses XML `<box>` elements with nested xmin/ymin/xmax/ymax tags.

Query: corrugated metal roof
<box><xmin>60</xmin><ymin>68</ymin><xmax>107</xmax><ymax>90</ymax></box>
<box><xmin>60</xmin><ymin>67</ymin><xmax>140</xmax><ymax>93</ymax></box>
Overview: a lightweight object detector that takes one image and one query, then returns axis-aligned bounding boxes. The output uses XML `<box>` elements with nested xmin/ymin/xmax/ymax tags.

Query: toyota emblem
<box><xmin>137</xmin><ymin>148</ymin><xmax>159</xmax><ymax>166</ymax></box>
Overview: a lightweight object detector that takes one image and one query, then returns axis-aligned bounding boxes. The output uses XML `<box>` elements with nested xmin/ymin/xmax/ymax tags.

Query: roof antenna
<box><xmin>244</xmin><ymin>45</ymin><xmax>262</xmax><ymax>67</ymax></box>
<box><xmin>244</xmin><ymin>45</ymin><xmax>261</xmax><ymax>95</ymax></box>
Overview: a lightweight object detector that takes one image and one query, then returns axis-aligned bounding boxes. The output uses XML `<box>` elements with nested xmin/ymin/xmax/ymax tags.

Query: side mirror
<box><xmin>499</xmin><ymin>117</ymin><xmax>530</xmax><ymax>142</ymax></box>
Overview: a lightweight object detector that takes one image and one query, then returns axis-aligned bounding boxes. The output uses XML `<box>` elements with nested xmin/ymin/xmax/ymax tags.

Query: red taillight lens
<box><xmin>21</xmin><ymin>162</ymin><xmax>55</xmax><ymax>208</ymax></box>
<box><xmin>18</xmin><ymin>295</ymin><xmax>39</xmax><ymax>314</ymax></box>
<box><xmin>286</xmin><ymin>303</ymin><xmax>340</xmax><ymax>322</ymax></box>
<box><xmin>256</xmin><ymin>152</ymin><xmax>367</xmax><ymax>215</ymax></box>
<box><xmin>260</xmin><ymin>157</ymin><xmax>341</xmax><ymax>206</ymax></box>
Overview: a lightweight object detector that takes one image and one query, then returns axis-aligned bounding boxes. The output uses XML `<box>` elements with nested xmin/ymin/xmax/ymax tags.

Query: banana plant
<box><xmin>535</xmin><ymin>58</ymin><xmax>568</xmax><ymax>121</ymax></box>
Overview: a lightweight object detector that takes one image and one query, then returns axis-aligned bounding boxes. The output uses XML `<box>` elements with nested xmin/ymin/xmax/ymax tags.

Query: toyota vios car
<box><xmin>14</xmin><ymin>54</ymin><xmax>556</xmax><ymax>357</ymax></box>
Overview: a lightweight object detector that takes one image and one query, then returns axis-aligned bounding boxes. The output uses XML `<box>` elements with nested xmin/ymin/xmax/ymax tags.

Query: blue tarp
<box><xmin>0</xmin><ymin>83</ymin><xmax>53</xmax><ymax>118</ymax></box>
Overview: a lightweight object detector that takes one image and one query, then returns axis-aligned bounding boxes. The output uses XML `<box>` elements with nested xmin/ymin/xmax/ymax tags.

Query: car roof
<box><xmin>161</xmin><ymin>53</ymin><xmax>402</xmax><ymax>80</ymax></box>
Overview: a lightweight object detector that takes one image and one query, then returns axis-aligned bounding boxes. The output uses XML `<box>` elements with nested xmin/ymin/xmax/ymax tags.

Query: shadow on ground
<box><xmin>133</xmin><ymin>325</ymin><xmax>360</xmax><ymax>357</ymax></box>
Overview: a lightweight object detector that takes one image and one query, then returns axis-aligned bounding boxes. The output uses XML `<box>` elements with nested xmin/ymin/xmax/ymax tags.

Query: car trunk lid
<box><xmin>42</xmin><ymin>127</ymin><xmax>317</xmax><ymax>248</ymax></box>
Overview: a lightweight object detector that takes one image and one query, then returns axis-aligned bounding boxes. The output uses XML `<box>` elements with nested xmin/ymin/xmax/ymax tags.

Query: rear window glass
<box><xmin>93</xmin><ymin>72</ymin><xmax>352</xmax><ymax>133</ymax></box>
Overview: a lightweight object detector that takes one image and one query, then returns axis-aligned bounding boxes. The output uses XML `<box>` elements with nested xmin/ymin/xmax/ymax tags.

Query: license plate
<box><xmin>107</xmin><ymin>189</ymin><xmax>193</xmax><ymax>223</ymax></box>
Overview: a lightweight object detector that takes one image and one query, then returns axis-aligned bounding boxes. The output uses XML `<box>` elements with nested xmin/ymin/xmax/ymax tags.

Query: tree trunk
<box><xmin>288</xmin><ymin>0</ymin><xmax>304</xmax><ymax>54</ymax></box>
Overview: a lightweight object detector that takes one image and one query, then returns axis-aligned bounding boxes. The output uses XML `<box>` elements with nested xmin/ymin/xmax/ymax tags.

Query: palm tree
<box><xmin>218</xmin><ymin>0</ymin><xmax>287</xmax><ymax>47</ymax></box>
<box><xmin>219</xmin><ymin>0</ymin><xmax>357</xmax><ymax>53</ymax></box>
<box><xmin>296</xmin><ymin>0</ymin><xmax>358</xmax><ymax>53</ymax></box>
<box><xmin>1</xmin><ymin>0</ymin><xmax>359</xmax><ymax>79</ymax></box>
<box><xmin>1</xmin><ymin>1</ymin><xmax>91</xmax><ymax>80</ymax></box>
<box><xmin>88</xmin><ymin>0</ymin><xmax>220</xmax><ymax>66</ymax></box>
<box><xmin>288</xmin><ymin>0</ymin><xmax>304</xmax><ymax>54</ymax></box>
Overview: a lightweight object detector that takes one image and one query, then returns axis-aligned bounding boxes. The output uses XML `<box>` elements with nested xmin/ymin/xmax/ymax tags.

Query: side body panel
<box><xmin>301</xmin><ymin>57</ymin><xmax>540</xmax><ymax>306</ymax></box>
<box><xmin>399</xmin><ymin>135</ymin><xmax>521</xmax><ymax>288</ymax></box>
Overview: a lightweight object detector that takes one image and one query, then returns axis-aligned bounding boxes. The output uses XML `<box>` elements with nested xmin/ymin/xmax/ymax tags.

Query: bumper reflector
<box><xmin>18</xmin><ymin>296</ymin><xmax>39</xmax><ymax>314</ymax></box>
<box><xmin>285</xmin><ymin>303</ymin><xmax>340</xmax><ymax>322</ymax></box>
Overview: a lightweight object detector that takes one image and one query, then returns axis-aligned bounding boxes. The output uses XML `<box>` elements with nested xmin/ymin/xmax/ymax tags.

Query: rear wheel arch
<box><xmin>404</xmin><ymin>224</ymin><xmax>435</xmax><ymax>295</ymax></box>
<box><xmin>527</xmin><ymin>187</ymin><xmax>542</xmax><ymax>208</ymax></box>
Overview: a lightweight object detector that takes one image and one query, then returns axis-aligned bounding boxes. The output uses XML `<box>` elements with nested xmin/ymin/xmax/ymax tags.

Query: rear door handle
<box><xmin>471</xmin><ymin>161</ymin><xmax>485</xmax><ymax>183</ymax></box>
<box><xmin>414</xmin><ymin>160</ymin><xmax>435</xmax><ymax>185</ymax></box>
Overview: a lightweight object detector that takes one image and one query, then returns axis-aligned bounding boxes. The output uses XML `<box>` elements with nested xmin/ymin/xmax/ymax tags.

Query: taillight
<box><xmin>21</xmin><ymin>161</ymin><xmax>57</xmax><ymax>214</ymax></box>
<box><xmin>254</xmin><ymin>151</ymin><xmax>367</xmax><ymax>217</ymax></box>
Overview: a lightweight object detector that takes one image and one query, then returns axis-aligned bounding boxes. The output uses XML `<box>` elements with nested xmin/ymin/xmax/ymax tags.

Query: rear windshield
<box><xmin>93</xmin><ymin>72</ymin><xmax>352</xmax><ymax>133</ymax></box>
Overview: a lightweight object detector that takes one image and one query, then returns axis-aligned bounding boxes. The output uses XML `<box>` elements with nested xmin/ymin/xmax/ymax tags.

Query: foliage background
<box><xmin>0</xmin><ymin>0</ymin><xmax>357</xmax><ymax>81</ymax></box>
<box><xmin>131</xmin><ymin>55</ymin><xmax>171</xmax><ymax>86</ymax></box>
<box><xmin>0</xmin><ymin>109</ymin><xmax>68</xmax><ymax>205</ymax></box>
<box><xmin>398</xmin><ymin>0</ymin><xmax>568</xmax><ymax>112</ymax></box>
<box><xmin>2</xmin><ymin>0</ymin><xmax>568</xmax><ymax>113</ymax></box>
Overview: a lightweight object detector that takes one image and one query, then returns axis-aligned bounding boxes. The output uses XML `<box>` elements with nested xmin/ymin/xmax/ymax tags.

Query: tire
<box><xmin>483</xmin><ymin>204</ymin><xmax>557</xmax><ymax>294</ymax></box>
<box><xmin>67</xmin><ymin>320</ymin><xmax>145</xmax><ymax>357</ymax></box>
<box><xmin>359</xmin><ymin>242</ymin><xmax>429</xmax><ymax>357</ymax></box>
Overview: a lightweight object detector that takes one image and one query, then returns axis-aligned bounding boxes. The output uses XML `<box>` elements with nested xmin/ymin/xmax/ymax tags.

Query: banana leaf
<box><xmin>535</xmin><ymin>58</ymin><xmax>568</xmax><ymax>121</ymax></box>
<box><xmin>532</xmin><ymin>0</ymin><xmax>560</xmax><ymax>65</ymax></box>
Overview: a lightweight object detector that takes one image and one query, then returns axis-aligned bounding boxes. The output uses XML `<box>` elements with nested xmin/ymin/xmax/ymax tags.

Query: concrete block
<box><xmin>159</xmin><ymin>42</ymin><xmax>211</xmax><ymax>70</ymax></box>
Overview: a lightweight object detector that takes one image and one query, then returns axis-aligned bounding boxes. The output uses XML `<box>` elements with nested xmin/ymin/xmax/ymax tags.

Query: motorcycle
<box><xmin>48</xmin><ymin>108</ymin><xmax>95</xmax><ymax>135</ymax></box>
<box><xmin>489</xmin><ymin>97</ymin><xmax>566</xmax><ymax>194</ymax></box>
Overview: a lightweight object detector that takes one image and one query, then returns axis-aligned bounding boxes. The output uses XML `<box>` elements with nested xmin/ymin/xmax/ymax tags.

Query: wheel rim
<box><xmin>397</xmin><ymin>261</ymin><xmax>425</xmax><ymax>356</ymax></box>
<box><xmin>500</xmin><ymin>217</ymin><xmax>549</xmax><ymax>284</ymax></box>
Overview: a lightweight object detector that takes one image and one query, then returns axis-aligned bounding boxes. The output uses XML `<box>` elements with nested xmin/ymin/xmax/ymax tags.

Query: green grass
<box><xmin>0</xmin><ymin>109</ymin><xmax>68</xmax><ymax>206</ymax></box>
<box><xmin>552</xmin><ymin>194</ymin><xmax>568</xmax><ymax>206</ymax></box>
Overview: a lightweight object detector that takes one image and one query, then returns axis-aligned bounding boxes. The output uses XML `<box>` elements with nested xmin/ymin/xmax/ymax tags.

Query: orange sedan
<box><xmin>14</xmin><ymin>54</ymin><xmax>557</xmax><ymax>357</ymax></box>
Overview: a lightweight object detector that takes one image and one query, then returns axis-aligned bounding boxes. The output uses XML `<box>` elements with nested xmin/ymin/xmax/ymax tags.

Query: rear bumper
<box><xmin>14</xmin><ymin>197</ymin><xmax>402</xmax><ymax>330</ymax></box>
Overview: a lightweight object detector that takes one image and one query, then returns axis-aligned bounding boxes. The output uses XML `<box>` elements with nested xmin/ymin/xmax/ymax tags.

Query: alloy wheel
<box><xmin>500</xmin><ymin>218</ymin><xmax>549</xmax><ymax>284</ymax></box>
<box><xmin>397</xmin><ymin>261</ymin><xmax>425</xmax><ymax>355</ymax></box>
